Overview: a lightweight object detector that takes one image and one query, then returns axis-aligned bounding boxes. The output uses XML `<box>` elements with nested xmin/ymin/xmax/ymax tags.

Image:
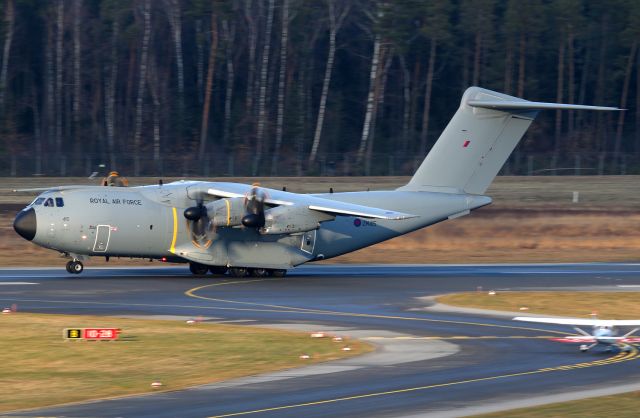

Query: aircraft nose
<box><xmin>13</xmin><ymin>208</ymin><xmax>37</xmax><ymax>241</ymax></box>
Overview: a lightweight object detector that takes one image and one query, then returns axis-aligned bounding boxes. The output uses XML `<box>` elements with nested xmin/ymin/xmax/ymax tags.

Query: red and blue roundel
<box><xmin>353</xmin><ymin>218</ymin><xmax>362</xmax><ymax>227</ymax></box>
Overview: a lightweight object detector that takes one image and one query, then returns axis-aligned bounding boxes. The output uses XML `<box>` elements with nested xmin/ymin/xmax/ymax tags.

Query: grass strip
<box><xmin>474</xmin><ymin>391</ymin><xmax>640</xmax><ymax>418</ymax></box>
<box><xmin>0</xmin><ymin>313</ymin><xmax>371</xmax><ymax>412</ymax></box>
<box><xmin>437</xmin><ymin>291</ymin><xmax>640</xmax><ymax>319</ymax></box>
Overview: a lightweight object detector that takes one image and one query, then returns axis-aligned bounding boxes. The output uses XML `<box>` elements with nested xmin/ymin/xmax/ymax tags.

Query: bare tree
<box><xmin>418</xmin><ymin>38</ymin><xmax>437</xmax><ymax>155</ymax></box>
<box><xmin>105</xmin><ymin>19</ymin><xmax>119</xmax><ymax>168</ymax></box>
<box><xmin>614</xmin><ymin>39</ymin><xmax>638</xmax><ymax>158</ymax></box>
<box><xmin>357</xmin><ymin>34</ymin><xmax>381</xmax><ymax>163</ymax></box>
<box><xmin>254</xmin><ymin>0</ymin><xmax>275</xmax><ymax>173</ymax></box>
<box><xmin>55</xmin><ymin>0</ymin><xmax>64</xmax><ymax>154</ymax></box>
<box><xmin>271</xmin><ymin>0</ymin><xmax>290</xmax><ymax>175</ymax></box>
<box><xmin>198</xmin><ymin>10</ymin><xmax>218</xmax><ymax>158</ymax></box>
<box><xmin>636</xmin><ymin>52</ymin><xmax>640</xmax><ymax>155</ymax></box>
<box><xmin>364</xmin><ymin>47</ymin><xmax>393</xmax><ymax>172</ymax></box>
<box><xmin>554</xmin><ymin>33</ymin><xmax>565</xmax><ymax>154</ymax></box>
<box><xmin>195</xmin><ymin>19</ymin><xmax>204</xmax><ymax>104</ymax></box>
<box><xmin>243</xmin><ymin>0</ymin><xmax>258</xmax><ymax>117</ymax></box>
<box><xmin>166</xmin><ymin>0</ymin><xmax>184</xmax><ymax>146</ymax></box>
<box><xmin>73</xmin><ymin>0</ymin><xmax>82</xmax><ymax>149</ymax></box>
<box><xmin>133</xmin><ymin>0</ymin><xmax>151</xmax><ymax>153</ymax></box>
<box><xmin>45</xmin><ymin>19</ymin><xmax>55</xmax><ymax>154</ymax></box>
<box><xmin>398</xmin><ymin>54</ymin><xmax>411</xmax><ymax>154</ymax></box>
<box><xmin>308</xmin><ymin>0</ymin><xmax>350</xmax><ymax>163</ymax></box>
<box><xmin>222</xmin><ymin>19</ymin><xmax>236</xmax><ymax>151</ymax></box>
<box><xmin>0</xmin><ymin>0</ymin><xmax>15</xmax><ymax>111</ymax></box>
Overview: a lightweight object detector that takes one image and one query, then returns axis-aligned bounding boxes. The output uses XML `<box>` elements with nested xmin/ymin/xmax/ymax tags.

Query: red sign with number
<box><xmin>82</xmin><ymin>328</ymin><xmax>119</xmax><ymax>340</ymax></box>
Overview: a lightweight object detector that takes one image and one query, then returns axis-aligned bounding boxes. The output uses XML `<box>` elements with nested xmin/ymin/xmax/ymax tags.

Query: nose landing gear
<box><xmin>66</xmin><ymin>260</ymin><xmax>84</xmax><ymax>274</ymax></box>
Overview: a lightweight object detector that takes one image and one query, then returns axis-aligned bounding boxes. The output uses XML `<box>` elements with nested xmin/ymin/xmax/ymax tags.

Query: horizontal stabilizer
<box><xmin>468</xmin><ymin>100</ymin><xmax>620</xmax><ymax>112</ymax></box>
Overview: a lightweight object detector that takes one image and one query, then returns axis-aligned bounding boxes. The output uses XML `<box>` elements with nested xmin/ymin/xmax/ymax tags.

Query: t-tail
<box><xmin>399</xmin><ymin>87</ymin><xmax>619</xmax><ymax>195</ymax></box>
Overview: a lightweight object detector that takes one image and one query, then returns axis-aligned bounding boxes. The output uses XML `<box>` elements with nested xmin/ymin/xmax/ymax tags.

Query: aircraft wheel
<box><xmin>228</xmin><ymin>267</ymin><xmax>248</xmax><ymax>278</ymax></box>
<box><xmin>189</xmin><ymin>262</ymin><xmax>209</xmax><ymax>275</ymax></box>
<box><xmin>67</xmin><ymin>261</ymin><xmax>83</xmax><ymax>274</ymax></box>
<box><xmin>209</xmin><ymin>266</ymin><xmax>228</xmax><ymax>276</ymax></box>
<box><xmin>249</xmin><ymin>268</ymin><xmax>269</xmax><ymax>278</ymax></box>
<box><xmin>271</xmin><ymin>269</ymin><xmax>287</xmax><ymax>278</ymax></box>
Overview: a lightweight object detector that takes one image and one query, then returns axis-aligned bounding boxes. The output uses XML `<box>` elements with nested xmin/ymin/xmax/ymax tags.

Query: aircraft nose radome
<box><xmin>13</xmin><ymin>208</ymin><xmax>37</xmax><ymax>241</ymax></box>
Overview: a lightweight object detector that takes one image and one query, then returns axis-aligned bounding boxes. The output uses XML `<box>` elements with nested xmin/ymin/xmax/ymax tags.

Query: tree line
<box><xmin>0</xmin><ymin>0</ymin><xmax>638</xmax><ymax>175</ymax></box>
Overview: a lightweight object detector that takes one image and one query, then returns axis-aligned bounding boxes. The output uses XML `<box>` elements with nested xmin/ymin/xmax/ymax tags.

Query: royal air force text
<box><xmin>89</xmin><ymin>198</ymin><xmax>142</xmax><ymax>205</ymax></box>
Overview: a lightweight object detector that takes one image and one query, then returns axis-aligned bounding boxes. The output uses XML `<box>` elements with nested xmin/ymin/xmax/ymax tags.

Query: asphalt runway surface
<box><xmin>3</xmin><ymin>263</ymin><xmax>640</xmax><ymax>417</ymax></box>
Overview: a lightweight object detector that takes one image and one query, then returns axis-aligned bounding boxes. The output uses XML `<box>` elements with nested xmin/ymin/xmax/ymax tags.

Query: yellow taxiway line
<box><xmin>184</xmin><ymin>282</ymin><xmax>568</xmax><ymax>335</ymax></box>
<box><xmin>182</xmin><ymin>282</ymin><xmax>640</xmax><ymax>418</ymax></box>
<box><xmin>208</xmin><ymin>347</ymin><xmax>639</xmax><ymax>418</ymax></box>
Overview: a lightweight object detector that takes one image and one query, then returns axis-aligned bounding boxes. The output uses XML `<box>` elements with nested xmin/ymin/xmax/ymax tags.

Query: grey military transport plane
<box><xmin>13</xmin><ymin>87</ymin><xmax>618</xmax><ymax>277</ymax></box>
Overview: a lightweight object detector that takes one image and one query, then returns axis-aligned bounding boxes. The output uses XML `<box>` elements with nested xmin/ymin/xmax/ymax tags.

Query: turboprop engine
<box><xmin>207</xmin><ymin>197</ymin><xmax>246</xmax><ymax>227</ymax></box>
<box><xmin>261</xmin><ymin>206</ymin><xmax>334</xmax><ymax>235</ymax></box>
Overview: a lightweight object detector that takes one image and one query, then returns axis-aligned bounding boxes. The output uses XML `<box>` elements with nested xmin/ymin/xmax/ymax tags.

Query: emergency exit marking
<box><xmin>63</xmin><ymin>328</ymin><xmax>120</xmax><ymax>341</ymax></box>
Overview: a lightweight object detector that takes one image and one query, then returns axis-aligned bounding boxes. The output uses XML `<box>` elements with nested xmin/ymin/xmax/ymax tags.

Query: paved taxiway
<box><xmin>2</xmin><ymin>263</ymin><xmax>640</xmax><ymax>417</ymax></box>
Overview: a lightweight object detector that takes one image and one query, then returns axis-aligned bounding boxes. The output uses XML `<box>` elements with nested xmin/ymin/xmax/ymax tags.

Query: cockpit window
<box><xmin>44</xmin><ymin>198</ymin><xmax>55</xmax><ymax>207</ymax></box>
<box><xmin>55</xmin><ymin>197</ymin><xmax>64</xmax><ymax>207</ymax></box>
<box><xmin>32</xmin><ymin>197</ymin><xmax>45</xmax><ymax>206</ymax></box>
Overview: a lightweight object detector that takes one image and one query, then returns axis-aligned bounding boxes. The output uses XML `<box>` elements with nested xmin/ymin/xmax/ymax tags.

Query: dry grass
<box><xmin>437</xmin><ymin>292</ymin><xmax>640</xmax><ymax>319</ymax></box>
<box><xmin>0</xmin><ymin>313</ymin><xmax>371</xmax><ymax>412</ymax></box>
<box><xmin>474</xmin><ymin>391</ymin><xmax>640</xmax><ymax>418</ymax></box>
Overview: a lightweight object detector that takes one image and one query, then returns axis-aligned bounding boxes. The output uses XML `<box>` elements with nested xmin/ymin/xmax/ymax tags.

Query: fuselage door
<box><xmin>93</xmin><ymin>225</ymin><xmax>111</xmax><ymax>252</ymax></box>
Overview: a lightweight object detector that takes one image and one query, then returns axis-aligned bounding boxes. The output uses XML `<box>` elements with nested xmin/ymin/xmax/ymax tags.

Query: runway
<box><xmin>3</xmin><ymin>263</ymin><xmax>640</xmax><ymax>417</ymax></box>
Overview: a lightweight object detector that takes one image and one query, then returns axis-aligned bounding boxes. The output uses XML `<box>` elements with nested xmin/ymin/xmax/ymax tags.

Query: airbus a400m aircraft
<box><xmin>13</xmin><ymin>87</ymin><xmax>617</xmax><ymax>276</ymax></box>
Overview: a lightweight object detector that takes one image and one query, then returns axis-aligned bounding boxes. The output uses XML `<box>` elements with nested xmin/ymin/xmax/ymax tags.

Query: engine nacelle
<box><xmin>261</xmin><ymin>206</ymin><xmax>333</xmax><ymax>235</ymax></box>
<box><xmin>207</xmin><ymin>198</ymin><xmax>246</xmax><ymax>227</ymax></box>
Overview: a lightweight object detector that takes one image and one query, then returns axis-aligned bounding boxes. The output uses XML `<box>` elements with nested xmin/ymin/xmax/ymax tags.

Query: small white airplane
<box><xmin>514</xmin><ymin>316</ymin><xmax>640</xmax><ymax>352</ymax></box>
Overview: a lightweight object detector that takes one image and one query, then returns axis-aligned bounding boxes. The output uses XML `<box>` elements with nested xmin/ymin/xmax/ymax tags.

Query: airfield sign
<box><xmin>64</xmin><ymin>328</ymin><xmax>120</xmax><ymax>340</ymax></box>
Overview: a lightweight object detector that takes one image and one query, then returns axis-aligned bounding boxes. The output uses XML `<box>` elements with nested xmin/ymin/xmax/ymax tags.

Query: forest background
<box><xmin>0</xmin><ymin>0</ymin><xmax>638</xmax><ymax>177</ymax></box>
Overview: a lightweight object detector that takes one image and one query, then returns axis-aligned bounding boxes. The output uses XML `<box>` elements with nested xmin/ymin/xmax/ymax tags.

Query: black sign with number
<box><xmin>65</xmin><ymin>328</ymin><xmax>83</xmax><ymax>339</ymax></box>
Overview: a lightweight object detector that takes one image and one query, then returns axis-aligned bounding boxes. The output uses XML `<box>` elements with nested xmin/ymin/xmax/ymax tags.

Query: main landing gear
<box><xmin>66</xmin><ymin>260</ymin><xmax>84</xmax><ymax>274</ymax></box>
<box><xmin>189</xmin><ymin>262</ymin><xmax>286</xmax><ymax>278</ymax></box>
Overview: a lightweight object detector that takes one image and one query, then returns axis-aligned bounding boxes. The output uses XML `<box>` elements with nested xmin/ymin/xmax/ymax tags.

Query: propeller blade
<box><xmin>242</xmin><ymin>186</ymin><xmax>266</xmax><ymax>228</ymax></box>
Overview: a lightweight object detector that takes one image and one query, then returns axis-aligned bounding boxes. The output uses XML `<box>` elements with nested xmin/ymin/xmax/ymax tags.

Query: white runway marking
<box><xmin>0</xmin><ymin>282</ymin><xmax>39</xmax><ymax>285</ymax></box>
<box><xmin>617</xmin><ymin>285</ymin><xmax>640</xmax><ymax>288</ymax></box>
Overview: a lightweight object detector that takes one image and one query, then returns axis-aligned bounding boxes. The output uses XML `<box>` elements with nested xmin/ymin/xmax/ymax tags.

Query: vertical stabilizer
<box><xmin>399</xmin><ymin>87</ymin><xmax>618</xmax><ymax>195</ymax></box>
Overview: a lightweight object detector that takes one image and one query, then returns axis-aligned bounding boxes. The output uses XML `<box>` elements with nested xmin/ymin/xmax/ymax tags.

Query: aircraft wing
<box><xmin>206</xmin><ymin>184</ymin><xmax>417</xmax><ymax>220</ymax></box>
<box><xmin>551</xmin><ymin>337</ymin><xmax>596</xmax><ymax>343</ymax></box>
<box><xmin>514</xmin><ymin>317</ymin><xmax>640</xmax><ymax>327</ymax></box>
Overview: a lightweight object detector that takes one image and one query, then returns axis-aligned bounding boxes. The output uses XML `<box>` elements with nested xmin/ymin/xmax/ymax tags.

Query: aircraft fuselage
<box><xmin>14</xmin><ymin>181</ymin><xmax>489</xmax><ymax>271</ymax></box>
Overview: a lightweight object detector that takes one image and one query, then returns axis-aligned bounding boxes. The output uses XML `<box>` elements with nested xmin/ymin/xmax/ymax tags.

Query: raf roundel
<box><xmin>353</xmin><ymin>218</ymin><xmax>362</xmax><ymax>227</ymax></box>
